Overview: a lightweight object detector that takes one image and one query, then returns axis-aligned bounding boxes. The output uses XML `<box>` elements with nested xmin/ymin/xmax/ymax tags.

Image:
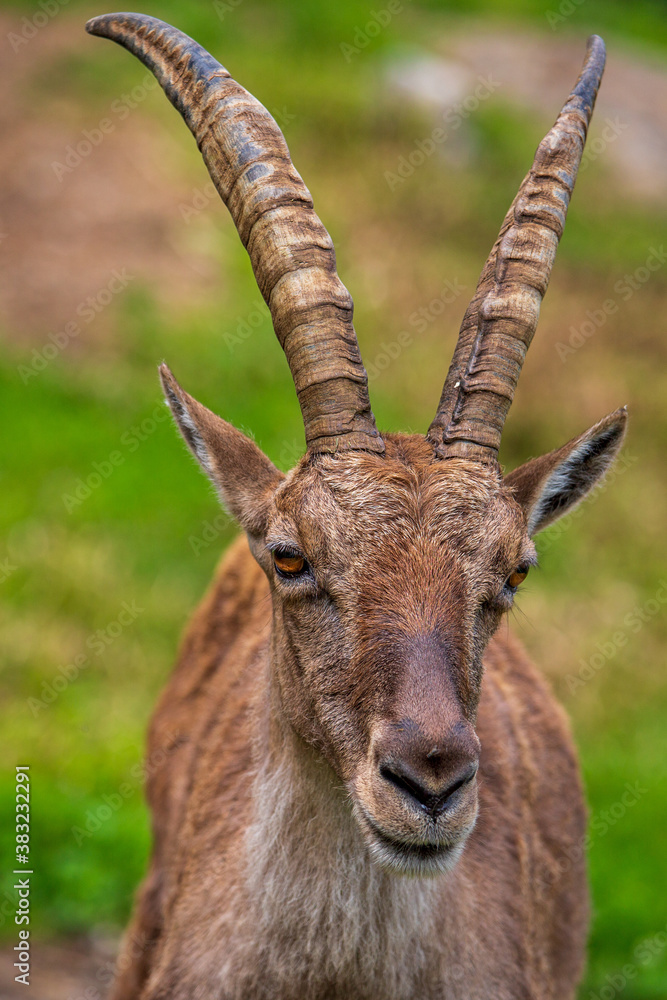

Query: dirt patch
<box><xmin>2</xmin><ymin>16</ymin><xmax>663</xmax><ymax>348</ymax></box>
<box><xmin>0</xmin><ymin>12</ymin><xmax>222</xmax><ymax>344</ymax></box>
<box><xmin>0</xmin><ymin>936</ymin><xmax>118</xmax><ymax>1000</ymax></box>
<box><xmin>388</xmin><ymin>27</ymin><xmax>667</xmax><ymax>202</ymax></box>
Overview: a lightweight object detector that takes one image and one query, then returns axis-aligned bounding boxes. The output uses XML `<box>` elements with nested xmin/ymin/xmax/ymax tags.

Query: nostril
<box><xmin>442</xmin><ymin>766</ymin><xmax>476</xmax><ymax>800</ymax></box>
<box><xmin>380</xmin><ymin>764</ymin><xmax>432</xmax><ymax>808</ymax></box>
<box><xmin>380</xmin><ymin>762</ymin><xmax>478</xmax><ymax>817</ymax></box>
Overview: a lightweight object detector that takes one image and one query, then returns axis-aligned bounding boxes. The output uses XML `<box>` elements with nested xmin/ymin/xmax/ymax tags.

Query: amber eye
<box><xmin>507</xmin><ymin>566</ymin><xmax>529</xmax><ymax>590</ymax></box>
<box><xmin>273</xmin><ymin>548</ymin><xmax>307</xmax><ymax>578</ymax></box>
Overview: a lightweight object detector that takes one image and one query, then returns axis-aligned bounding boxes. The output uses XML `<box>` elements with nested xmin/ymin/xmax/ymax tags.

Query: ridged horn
<box><xmin>86</xmin><ymin>12</ymin><xmax>384</xmax><ymax>456</ymax></box>
<box><xmin>427</xmin><ymin>35</ymin><xmax>606</xmax><ymax>464</ymax></box>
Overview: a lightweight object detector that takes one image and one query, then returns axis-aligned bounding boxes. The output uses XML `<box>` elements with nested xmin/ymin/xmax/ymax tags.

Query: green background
<box><xmin>1</xmin><ymin>0</ymin><xmax>665</xmax><ymax>995</ymax></box>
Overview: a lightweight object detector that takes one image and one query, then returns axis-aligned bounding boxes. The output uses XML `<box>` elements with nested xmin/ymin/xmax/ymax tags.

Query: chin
<box><xmin>355</xmin><ymin>806</ymin><xmax>476</xmax><ymax>878</ymax></box>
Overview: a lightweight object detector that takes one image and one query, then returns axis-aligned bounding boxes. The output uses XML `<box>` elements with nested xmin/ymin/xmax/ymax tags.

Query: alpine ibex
<box><xmin>86</xmin><ymin>14</ymin><xmax>627</xmax><ymax>999</ymax></box>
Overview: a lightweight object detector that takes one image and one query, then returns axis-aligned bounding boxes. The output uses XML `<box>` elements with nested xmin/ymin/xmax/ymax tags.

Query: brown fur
<box><xmin>81</xmin><ymin>19</ymin><xmax>628</xmax><ymax>997</ymax></box>
<box><xmin>106</xmin><ymin>424</ymin><xmax>632</xmax><ymax>1000</ymax></box>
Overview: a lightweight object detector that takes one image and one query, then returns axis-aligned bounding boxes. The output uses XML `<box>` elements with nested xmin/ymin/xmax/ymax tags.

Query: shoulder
<box><xmin>478</xmin><ymin>628</ymin><xmax>582</xmax><ymax>794</ymax></box>
<box><xmin>144</xmin><ymin>534</ymin><xmax>270</xmax><ymax>841</ymax></box>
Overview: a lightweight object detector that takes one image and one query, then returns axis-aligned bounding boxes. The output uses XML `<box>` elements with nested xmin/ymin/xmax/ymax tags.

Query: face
<box><xmin>162</xmin><ymin>367</ymin><xmax>623</xmax><ymax>874</ymax></box>
<box><xmin>250</xmin><ymin>434</ymin><xmax>536</xmax><ymax>876</ymax></box>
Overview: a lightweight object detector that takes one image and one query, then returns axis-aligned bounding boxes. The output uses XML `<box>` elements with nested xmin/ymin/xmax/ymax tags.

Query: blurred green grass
<box><xmin>1</xmin><ymin>0</ymin><xmax>666</xmax><ymax>995</ymax></box>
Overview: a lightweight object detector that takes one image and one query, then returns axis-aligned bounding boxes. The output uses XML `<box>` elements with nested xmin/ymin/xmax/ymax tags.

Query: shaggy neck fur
<box><xmin>239</xmin><ymin>693</ymin><xmax>442</xmax><ymax>999</ymax></box>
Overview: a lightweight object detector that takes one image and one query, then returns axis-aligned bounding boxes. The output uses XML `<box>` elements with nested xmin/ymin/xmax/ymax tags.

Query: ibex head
<box><xmin>88</xmin><ymin>16</ymin><xmax>626</xmax><ymax>876</ymax></box>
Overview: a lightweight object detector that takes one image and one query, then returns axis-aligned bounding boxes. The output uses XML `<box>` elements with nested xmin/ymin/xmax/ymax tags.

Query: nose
<box><xmin>376</xmin><ymin>723</ymin><xmax>480</xmax><ymax>818</ymax></box>
<box><xmin>380</xmin><ymin>759</ymin><xmax>478</xmax><ymax>817</ymax></box>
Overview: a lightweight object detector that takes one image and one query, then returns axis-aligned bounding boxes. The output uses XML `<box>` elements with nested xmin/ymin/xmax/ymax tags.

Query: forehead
<box><xmin>270</xmin><ymin>435</ymin><xmax>524</xmax><ymax>558</ymax></box>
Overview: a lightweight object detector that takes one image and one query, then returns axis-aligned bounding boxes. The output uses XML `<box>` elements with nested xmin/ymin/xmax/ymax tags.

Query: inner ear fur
<box><xmin>504</xmin><ymin>408</ymin><xmax>628</xmax><ymax>537</ymax></box>
<box><xmin>159</xmin><ymin>364</ymin><xmax>284</xmax><ymax>536</ymax></box>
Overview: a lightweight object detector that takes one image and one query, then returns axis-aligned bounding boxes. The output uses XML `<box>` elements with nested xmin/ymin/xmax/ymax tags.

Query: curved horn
<box><xmin>427</xmin><ymin>35</ymin><xmax>606</xmax><ymax>464</ymax></box>
<box><xmin>86</xmin><ymin>13</ymin><xmax>384</xmax><ymax>456</ymax></box>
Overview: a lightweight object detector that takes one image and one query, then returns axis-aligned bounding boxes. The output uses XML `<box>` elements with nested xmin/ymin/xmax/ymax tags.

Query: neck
<box><xmin>240</xmin><ymin>696</ymin><xmax>441</xmax><ymax>998</ymax></box>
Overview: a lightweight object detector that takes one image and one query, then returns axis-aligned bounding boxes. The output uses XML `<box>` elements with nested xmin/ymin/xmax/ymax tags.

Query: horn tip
<box><xmin>586</xmin><ymin>34</ymin><xmax>606</xmax><ymax>54</ymax></box>
<box><xmin>85</xmin><ymin>11</ymin><xmax>156</xmax><ymax>39</ymax></box>
<box><xmin>85</xmin><ymin>12</ymin><xmax>123</xmax><ymax>37</ymax></box>
<box><xmin>574</xmin><ymin>33</ymin><xmax>606</xmax><ymax>111</ymax></box>
<box><xmin>585</xmin><ymin>33</ymin><xmax>606</xmax><ymax>73</ymax></box>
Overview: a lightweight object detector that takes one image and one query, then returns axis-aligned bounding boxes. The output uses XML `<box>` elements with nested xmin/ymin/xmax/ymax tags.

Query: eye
<box><xmin>273</xmin><ymin>547</ymin><xmax>308</xmax><ymax>579</ymax></box>
<box><xmin>506</xmin><ymin>565</ymin><xmax>530</xmax><ymax>591</ymax></box>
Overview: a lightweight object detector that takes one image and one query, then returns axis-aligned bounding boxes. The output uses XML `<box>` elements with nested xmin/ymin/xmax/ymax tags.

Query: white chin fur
<box><xmin>355</xmin><ymin>802</ymin><xmax>475</xmax><ymax>878</ymax></box>
<box><xmin>367</xmin><ymin>834</ymin><xmax>466</xmax><ymax>878</ymax></box>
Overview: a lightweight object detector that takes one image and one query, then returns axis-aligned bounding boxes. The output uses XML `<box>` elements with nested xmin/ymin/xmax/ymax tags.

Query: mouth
<box><xmin>358</xmin><ymin>810</ymin><xmax>468</xmax><ymax>878</ymax></box>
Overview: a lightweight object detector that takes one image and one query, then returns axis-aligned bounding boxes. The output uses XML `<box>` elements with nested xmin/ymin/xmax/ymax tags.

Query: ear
<box><xmin>159</xmin><ymin>364</ymin><xmax>284</xmax><ymax>535</ymax></box>
<box><xmin>504</xmin><ymin>408</ymin><xmax>628</xmax><ymax>537</ymax></box>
